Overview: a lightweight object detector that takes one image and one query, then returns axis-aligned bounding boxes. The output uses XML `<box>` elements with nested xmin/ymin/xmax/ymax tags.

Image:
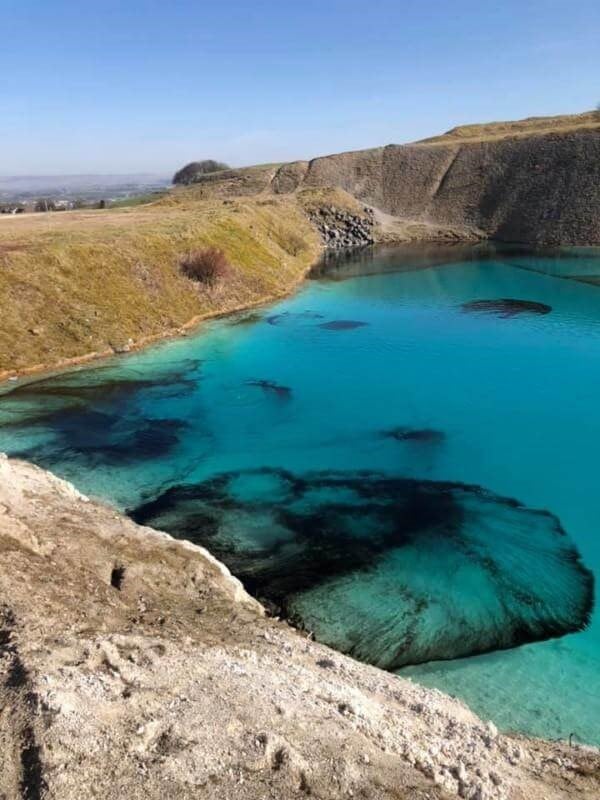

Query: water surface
<box><xmin>2</xmin><ymin>242</ymin><xmax>600</xmax><ymax>744</ymax></box>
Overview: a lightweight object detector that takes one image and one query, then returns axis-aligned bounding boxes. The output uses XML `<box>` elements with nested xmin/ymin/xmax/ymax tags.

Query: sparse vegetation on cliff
<box><xmin>417</xmin><ymin>110</ymin><xmax>600</xmax><ymax>145</ymax></box>
<box><xmin>179</xmin><ymin>246</ymin><xmax>234</xmax><ymax>285</ymax></box>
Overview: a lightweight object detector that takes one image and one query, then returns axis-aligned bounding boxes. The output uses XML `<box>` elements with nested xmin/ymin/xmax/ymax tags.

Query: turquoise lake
<box><xmin>1</xmin><ymin>242</ymin><xmax>600</xmax><ymax>744</ymax></box>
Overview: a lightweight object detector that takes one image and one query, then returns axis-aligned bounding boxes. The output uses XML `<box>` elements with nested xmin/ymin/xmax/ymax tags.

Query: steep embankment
<box><xmin>1</xmin><ymin>455</ymin><xmax>599</xmax><ymax>800</ymax></box>
<box><xmin>0</xmin><ymin>194</ymin><xmax>322</xmax><ymax>377</ymax></box>
<box><xmin>269</xmin><ymin>112</ymin><xmax>600</xmax><ymax>246</ymax></box>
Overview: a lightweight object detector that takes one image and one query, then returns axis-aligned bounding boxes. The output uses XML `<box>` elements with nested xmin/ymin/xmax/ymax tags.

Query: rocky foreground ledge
<box><xmin>0</xmin><ymin>456</ymin><xmax>598</xmax><ymax>800</ymax></box>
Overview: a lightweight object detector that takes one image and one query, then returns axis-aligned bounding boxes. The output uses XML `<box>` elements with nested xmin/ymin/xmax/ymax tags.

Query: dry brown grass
<box><xmin>0</xmin><ymin>193</ymin><xmax>321</xmax><ymax>376</ymax></box>
<box><xmin>295</xmin><ymin>186</ymin><xmax>364</xmax><ymax>215</ymax></box>
<box><xmin>169</xmin><ymin>163</ymin><xmax>282</xmax><ymax>201</ymax></box>
<box><xmin>416</xmin><ymin>110</ymin><xmax>600</xmax><ymax>146</ymax></box>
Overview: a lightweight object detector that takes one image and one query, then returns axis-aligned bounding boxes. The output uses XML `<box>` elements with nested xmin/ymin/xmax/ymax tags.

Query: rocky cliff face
<box><xmin>271</xmin><ymin>129</ymin><xmax>600</xmax><ymax>246</ymax></box>
<box><xmin>1</xmin><ymin>455</ymin><xmax>599</xmax><ymax>800</ymax></box>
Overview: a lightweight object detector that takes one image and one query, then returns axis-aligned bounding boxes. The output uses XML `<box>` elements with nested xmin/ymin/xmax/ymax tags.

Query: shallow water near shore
<box><xmin>1</xmin><ymin>242</ymin><xmax>600</xmax><ymax>744</ymax></box>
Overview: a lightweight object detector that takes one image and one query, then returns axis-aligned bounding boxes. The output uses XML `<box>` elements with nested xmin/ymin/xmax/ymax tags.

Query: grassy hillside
<box><xmin>0</xmin><ymin>193</ymin><xmax>322</xmax><ymax>377</ymax></box>
<box><xmin>416</xmin><ymin>110</ymin><xmax>600</xmax><ymax>145</ymax></box>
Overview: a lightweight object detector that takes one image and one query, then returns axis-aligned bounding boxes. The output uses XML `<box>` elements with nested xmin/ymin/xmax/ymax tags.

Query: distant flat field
<box><xmin>0</xmin><ymin>203</ymin><xmax>185</xmax><ymax>234</ymax></box>
<box><xmin>0</xmin><ymin>204</ymin><xmax>165</xmax><ymax>236</ymax></box>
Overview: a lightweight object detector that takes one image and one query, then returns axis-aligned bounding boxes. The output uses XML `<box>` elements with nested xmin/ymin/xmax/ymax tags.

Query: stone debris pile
<box><xmin>310</xmin><ymin>205</ymin><xmax>375</xmax><ymax>249</ymax></box>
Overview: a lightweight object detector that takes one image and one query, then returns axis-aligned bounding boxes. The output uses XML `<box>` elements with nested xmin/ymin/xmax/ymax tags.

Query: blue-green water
<box><xmin>2</xmin><ymin>243</ymin><xmax>600</xmax><ymax>744</ymax></box>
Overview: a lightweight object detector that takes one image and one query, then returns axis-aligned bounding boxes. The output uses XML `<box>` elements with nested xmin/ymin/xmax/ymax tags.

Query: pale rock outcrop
<box><xmin>0</xmin><ymin>455</ymin><xmax>599</xmax><ymax>799</ymax></box>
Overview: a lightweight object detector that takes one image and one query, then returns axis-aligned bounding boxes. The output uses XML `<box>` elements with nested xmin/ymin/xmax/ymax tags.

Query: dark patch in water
<box><xmin>246</xmin><ymin>380</ymin><xmax>292</xmax><ymax>399</ymax></box>
<box><xmin>382</xmin><ymin>427</ymin><xmax>446</xmax><ymax>444</ymax></box>
<box><xmin>266</xmin><ymin>311</ymin><xmax>324</xmax><ymax>326</ymax></box>
<box><xmin>120</xmin><ymin>418</ymin><xmax>187</xmax><ymax>461</ymax></box>
<box><xmin>318</xmin><ymin>320</ymin><xmax>369</xmax><ymax>330</ymax></box>
<box><xmin>461</xmin><ymin>299</ymin><xmax>552</xmax><ymax>318</ymax></box>
<box><xmin>130</xmin><ymin>468</ymin><xmax>594</xmax><ymax>670</ymax></box>
<box><xmin>13</xmin><ymin>416</ymin><xmax>187</xmax><ymax>468</ymax></box>
<box><xmin>0</xmin><ymin>360</ymin><xmax>200</xmax><ymax>467</ymax></box>
<box><xmin>0</xmin><ymin>359</ymin><xmax>200</xmax><ymax>428</ymax></box>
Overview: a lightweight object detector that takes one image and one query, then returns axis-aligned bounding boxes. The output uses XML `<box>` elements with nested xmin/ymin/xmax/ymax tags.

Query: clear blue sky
<box><xmin>3</xmin><ymin>0</ymin><xmax>599</xmax><ymax>175</ymax></box>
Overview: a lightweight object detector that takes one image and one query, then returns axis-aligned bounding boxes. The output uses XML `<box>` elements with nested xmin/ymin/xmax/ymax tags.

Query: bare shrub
<box><xmin>179</xmin><ymin>247</ymin><xmax>233</xmax><ymax>286</ymax></box>
<box><xmin>283</xmin><ymin>230</ymin><xmax>307</xmax><ymax>256</ymax></box>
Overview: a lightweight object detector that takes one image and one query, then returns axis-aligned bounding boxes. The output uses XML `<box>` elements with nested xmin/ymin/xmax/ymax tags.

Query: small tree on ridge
<box><xmin>173</xmin><ymin>160</ymin><xmax>229</xmax><ymax>185</ymax></box>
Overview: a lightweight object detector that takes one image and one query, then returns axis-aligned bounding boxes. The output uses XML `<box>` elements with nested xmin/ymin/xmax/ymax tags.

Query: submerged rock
<box><xmin>266</xmin><ymin>310</ymin><xmax>324</xmax><ymax>326</ymax></box>
<box><xmin>13</xmin><ymin>414</ymin><xmax>187</xmax><ymax>467</ymax></box>
<box><xmin>131</xmin><ymin>468</ymin><xmax>594</xmax><ymax>671</ymax></box>
<box><xmin>0</xmin><ymin>360</ymin><xmax>199</xmax><ymax>466</ymax></box>
<box><xmin>382</xmin><ymin>427</ymin><xmax>446</xmax><ymax>444</ymax></box>
<box><xmin>461</xmin><ymin>298</ymin><xmax>552</xmax><ymax>317</ymax></box>
<box><xmin>266</xmin><ymin>313</ymin><xmax>369</xmax><ymax>331</ymax></box>
<box><xmin>246</xmin><ymin>379</ymin><xmax>292</xmax><ymax>399</ymax></box>
<box><xmin>318</xmin><ymin>320</ymin><xmax>369</xmax><ymax>330</ymax></box>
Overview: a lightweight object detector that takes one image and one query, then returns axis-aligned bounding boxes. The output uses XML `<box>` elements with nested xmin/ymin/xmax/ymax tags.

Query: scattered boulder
<box><xmin>308</xmin><ymin>205</ymin><xmax>375</xmax><ymax>250</ymax></box>
<box><xmin>246</xmin><ymin>379</ymin><xmax>292</xmax><ymax>399</ymax></box>
<box><xmin>461</xmin><ymin>299</ymin><xmax>552</xmax><ymax>318</ymax></box>
<box><xmin>318</xmin><ymin>320</ymin><xmax>369</xmax><ymax>330</ymax></box>
<box><xmin>382</xmin><ymin>427</ymin><xmax>446</xmax><ymax>444</ymax></box>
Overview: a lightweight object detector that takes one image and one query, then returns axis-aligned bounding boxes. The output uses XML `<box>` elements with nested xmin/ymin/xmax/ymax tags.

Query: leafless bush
<box><xmin>283</xmin><ymin>230</ymin><xmax>307</xmax><ymax>256</ymax></box>
<box><xmin>179</xmin><ymin>247</ymin><xmax>233</xmax><ymax>286</ymax></box>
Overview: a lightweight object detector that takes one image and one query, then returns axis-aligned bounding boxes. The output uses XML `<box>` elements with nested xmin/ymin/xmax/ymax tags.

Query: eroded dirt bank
<box><xmin>0</xmin><ymin>455</ymin><xmax>598</xmax><ymax>800</ymax></box>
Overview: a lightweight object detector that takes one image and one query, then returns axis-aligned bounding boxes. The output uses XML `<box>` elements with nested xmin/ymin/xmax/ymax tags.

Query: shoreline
<box><xmin>1</xmin><ymin>454</ymin><xmax>598</xmax><ymax>800</ymax></box>
<box><xmin>0</xmin><ymin>243</ymin><xmax>600</xmax><ymax>800</ymax></box>
<box><xmin>0</xmin><ymin>253</ymin><xmax>321</xmax><ymax>389</ymax></box>
<box><xmin>1</xmin><ymin>239</ymin><xmax>598</xmax><ymax>749</ymax></box>
<box><xmin>0</xmin><ymin>234</ymin><xmax>490</xmax><ymax>390</ymax></box>
<box><xmin>7</xmin><ymin>235</ymin><xmax>600</xmax><ymax>391</ymax></box>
